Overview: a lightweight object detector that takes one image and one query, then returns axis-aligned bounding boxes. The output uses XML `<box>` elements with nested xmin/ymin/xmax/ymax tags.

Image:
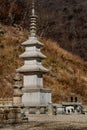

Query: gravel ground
<box><xmin>0</xmin><ymin>115</ymin><xmax>87</xmax><ymax>130</ymax></box>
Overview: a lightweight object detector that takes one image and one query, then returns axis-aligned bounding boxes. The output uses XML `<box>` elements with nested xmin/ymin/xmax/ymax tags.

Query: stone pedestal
<box><xmin>22</xmin><ymin>88</ymin><xmax>51</xmax><ymax>106</ymax></box>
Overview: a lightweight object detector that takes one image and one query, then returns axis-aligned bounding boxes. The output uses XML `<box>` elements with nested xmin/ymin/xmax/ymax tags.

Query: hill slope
<box><xmin>0</xmin><ymin>0</ymin><xmax>87</xmax><ymax>60</ymax></box>
<box><xmin>0</xmin><ymin>24</ymin><xmax>87</xmax><ymax>104</ymax></box>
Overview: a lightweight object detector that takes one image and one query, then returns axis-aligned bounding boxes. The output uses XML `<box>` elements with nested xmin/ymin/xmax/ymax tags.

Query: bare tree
<box><xmin>8</xmin><ymin>0</ymin><xmax>17</xmax><ymax>25</ymax></box>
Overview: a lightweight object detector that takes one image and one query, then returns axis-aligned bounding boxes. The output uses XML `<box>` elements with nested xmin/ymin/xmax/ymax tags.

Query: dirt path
<box><xmin>0</xmin><ymin>115</ymin><xmax>87</xmax><ymax>130</ymax></box>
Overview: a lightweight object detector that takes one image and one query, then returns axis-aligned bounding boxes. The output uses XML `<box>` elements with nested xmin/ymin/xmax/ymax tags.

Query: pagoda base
<box><xmin>22</xmin><ymin>88</ymin><xmax>52</xmax><ymax>107</ymax></box>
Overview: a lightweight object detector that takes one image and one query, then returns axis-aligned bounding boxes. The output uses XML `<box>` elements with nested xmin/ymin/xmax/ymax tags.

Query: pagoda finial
<box><xmin>32</xmin><ymin>0</ymin><xmax>35</xmax><ymax>16</ymax></box>
<box><xmin>30</xmin><ymin>0</ymin><xmax>37</xmax><ymax>37</ymax></box>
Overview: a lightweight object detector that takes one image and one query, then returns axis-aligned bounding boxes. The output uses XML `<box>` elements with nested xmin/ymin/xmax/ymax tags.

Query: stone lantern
<box><xmin>13</xmin><ymin>73</ymin><xmax>23</xmax><ymax>106</ymax></box>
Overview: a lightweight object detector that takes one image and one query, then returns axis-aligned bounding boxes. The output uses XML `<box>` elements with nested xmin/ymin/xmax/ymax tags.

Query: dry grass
<box><xmin>42</xmin><ymin>39</ymin><xmax>87</xmax><ymax>104</ymax></box>
<box><xmin>0</xmin><ymin>24</ymin><xmax>87</xmax><ymax>104</ymax></box>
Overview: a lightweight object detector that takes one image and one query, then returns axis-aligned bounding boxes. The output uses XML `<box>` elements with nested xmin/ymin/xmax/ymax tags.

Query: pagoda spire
<box><xmin>30</xmin><ymin>0</ymin><xmax>37</xmax><ymax>37</ymax></box>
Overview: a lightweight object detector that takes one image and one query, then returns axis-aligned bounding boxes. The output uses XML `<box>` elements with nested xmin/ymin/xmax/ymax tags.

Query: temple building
<box><xmin>17</xmin><ymin>0</ymin><xmax>52</xmax><ymax>108</ymax></box>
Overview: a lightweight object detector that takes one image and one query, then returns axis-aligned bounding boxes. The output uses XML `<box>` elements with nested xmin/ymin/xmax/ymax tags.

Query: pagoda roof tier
<box><xmin>22</xmin><ymin>37</ymin><xmax>44</xmax><ymax>48</ymax></box>
<box><xmin>19</xmin><ymin>51</ymin><xmax>46</xmax><ymax>59</ymax></box>
<box><xmin>16</xmin><ymin>65</ymin><xmax>48</xmax><ymax>74</ymax></box>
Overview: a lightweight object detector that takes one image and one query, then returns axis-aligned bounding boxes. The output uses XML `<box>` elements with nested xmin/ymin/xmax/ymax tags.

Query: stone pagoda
<box><xmin>17</xmin><ymin>0</ymin><xmax>51</xmax><ymax>108</ymax></box>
